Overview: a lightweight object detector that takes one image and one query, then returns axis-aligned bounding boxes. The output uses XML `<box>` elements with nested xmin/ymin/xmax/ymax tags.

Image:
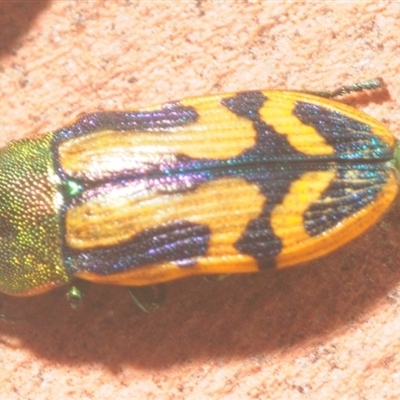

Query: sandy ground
<box><xmin>1</xmin><ymin>1</ymin><xmax>400</xmax><ymax>399</ymax></box>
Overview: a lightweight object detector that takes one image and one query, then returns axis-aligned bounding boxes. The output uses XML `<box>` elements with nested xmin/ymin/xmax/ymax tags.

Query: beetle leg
<box><xmin>128</xmin><ymin>285</ymin><xmax>166</xmax><ymax>313</ymax></box>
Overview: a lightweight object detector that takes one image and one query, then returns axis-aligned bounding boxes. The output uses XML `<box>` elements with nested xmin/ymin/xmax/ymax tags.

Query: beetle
<box><xmin>0</xmin><ymin>78</ymin><xmax>397</xmax><ymax>309</ymax></box>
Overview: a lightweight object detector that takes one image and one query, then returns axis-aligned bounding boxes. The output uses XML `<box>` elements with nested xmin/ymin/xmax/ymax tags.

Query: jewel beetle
<box><xmin>0</xmin><ymin>78</ymin><xmax>397</xmax><ymax>304</ymax></box>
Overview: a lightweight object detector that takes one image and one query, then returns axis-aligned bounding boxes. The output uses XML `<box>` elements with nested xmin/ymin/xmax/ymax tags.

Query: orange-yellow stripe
<box><xmin>273</xmin><ymin>170</ymin><xmax>398</xmax><ymax>268</ymax></box>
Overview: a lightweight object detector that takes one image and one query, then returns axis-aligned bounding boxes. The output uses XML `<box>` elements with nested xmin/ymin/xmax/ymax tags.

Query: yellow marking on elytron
<box><xmin>74</xmin><ymin>178</ymin><xmax>264</xmax><ymax>286</ymax></box>
<box><xmin>258</xmin><ymin>92</ymin><xmax>335</xmax><ymax>156</ymax></box>
<box><xmin>59</xmin><ymin>95</ymin><xmax>257</xmax><ymax>178</ymax></box>
<box><xmin>273</xmin><ymin>170</ymin><xmax>398</xmax><ymax>268</ymax></box>
<box><xmin>67</xmin><ymin>177</ymin><xmax>263</xmax><ymax>273</ymax></box>
<box><xmin>76</xmin><ymin>251</ymin><xmax>260</xmax><ymax>287</ymax></box>
<box><xmin>271</xmin><ymin>170</ymin><xmax>335</xmax><ymax>266</ymax></box>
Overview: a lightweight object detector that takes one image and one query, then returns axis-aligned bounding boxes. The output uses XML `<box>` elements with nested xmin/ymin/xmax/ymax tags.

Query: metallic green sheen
<box><xmin>0</xmin><ymin>133</ymin><xmax>69</xmax><ymax>295</ymax></box>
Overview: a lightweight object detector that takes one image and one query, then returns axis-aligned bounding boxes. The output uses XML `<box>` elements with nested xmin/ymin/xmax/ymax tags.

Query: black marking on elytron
<box><xmin>53</xmin><ymin>105</ymin><xmax>199</xmax><ymax>143</ymax></box>
<box><xmin>222</xmin><ymin>92</ymin><xmax>310</xmax><ymax>160</ymax></box>
<box><xmin>304</xmin><ymin>164</ymin><xmax>389</xmax><ymax>236</ymax></box>
<box><xmin>66</xmin><ymin>221</ymin><xmax>211</xmax><ymax>276</ymax></box>
<box><xmin>222</xmin><ymin>92</ymin><xmax>309</xmax><ymax>268</ymax></box>
<box><xmin>294</xmin><ymin>102</ymin><xmax>393</xmax><ymax>236</ymax></box>
<box><xmin>233</xmin><ymin>166</ymin><xmax>301</xmax><ymax>269</ymax></box>
<box><xmin>59</xmin><ymin>92</ymin><xmax>394</xmax><ymax>275</ymax></box>
<box><xmin>221</xmin><ymin>91</ymin><xmax>267</xmax><ymax>119</ymax></box>
<box><xmin>293</xmin><ymin>102</ymin><xmax>393</xmax><ymax>161</ymax></box>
